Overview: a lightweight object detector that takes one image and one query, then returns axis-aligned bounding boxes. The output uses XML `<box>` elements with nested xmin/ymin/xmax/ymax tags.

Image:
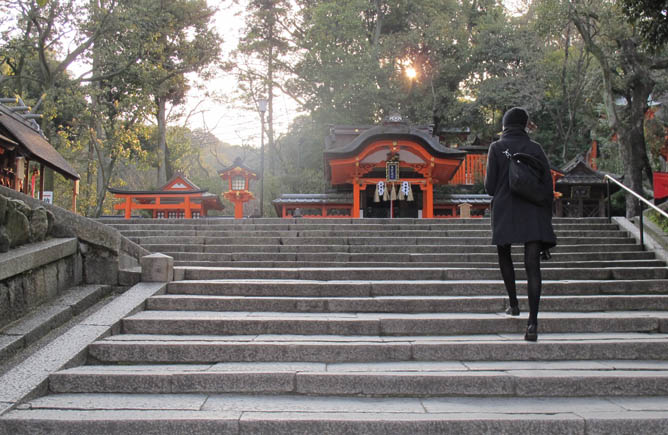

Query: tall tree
<box><xmin>235</xmin><ymin>0</ymin><xmax>293</xmax><ymax>174</ymax></box>
<box><xmin>567</xmin><ymin>0</ymin><xmax>668</xmax><ymax>216</ymax></box>
<box><xmin>137</xmin><ymin>0</ymin><xmax>222</xmax><ymax>186</ymax></box>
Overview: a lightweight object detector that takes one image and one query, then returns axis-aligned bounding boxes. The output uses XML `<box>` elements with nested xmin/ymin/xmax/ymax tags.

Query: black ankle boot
<box><xmin>505</xmin><ymin>305</ymin><xmax>520</xmax><ymax>316</ymax></box>
<box><xmin>524</xmin><ymin>323</ymin><xmax>537</xmax><ymax>341</ymax></box>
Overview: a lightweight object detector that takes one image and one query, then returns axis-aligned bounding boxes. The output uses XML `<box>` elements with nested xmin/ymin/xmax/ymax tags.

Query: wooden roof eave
<box><xmin>0</xmin><ymin>111</ymin><xmax>80</xmax><ymax>180</ymax></box>
<box><xmin>324</xmin><ymin>124</ymin><xmax>466</xmax><ymax>160</ymax></box>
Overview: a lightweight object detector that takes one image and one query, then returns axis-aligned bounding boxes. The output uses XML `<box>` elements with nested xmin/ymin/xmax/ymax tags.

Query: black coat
<box><xmin>484</xmin><ymin>127</ymin><xmax>557</xmax><ymax>249</ymax></box>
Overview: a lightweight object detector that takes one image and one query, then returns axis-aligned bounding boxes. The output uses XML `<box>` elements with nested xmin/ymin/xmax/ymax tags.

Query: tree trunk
<box><xmin>267</xmin><ymin>24</ymin><xmax>276</xmax><ymax>175</ymax></box>
<box><xmin>157</xmin><ymin>96</ymin><xmax>168</xmax><ymax>186</ymax></box>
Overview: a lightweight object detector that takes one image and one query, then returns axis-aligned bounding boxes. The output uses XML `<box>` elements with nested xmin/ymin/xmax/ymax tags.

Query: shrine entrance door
<box><xmin>362</xmin><ymin>184</ymin><xmax>421</xmax><ymax>218</ymax></box>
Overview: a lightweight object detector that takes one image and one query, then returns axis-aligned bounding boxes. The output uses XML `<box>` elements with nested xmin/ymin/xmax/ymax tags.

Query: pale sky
<box><xmin>183</xmin><ymin>0</ymin><xmax>526</xmax><ymax>148</ymax></box>
<box><xmin>182</xmin><ymin>1</ymin><xmax>299</xmax><ymax>148</ymax></box>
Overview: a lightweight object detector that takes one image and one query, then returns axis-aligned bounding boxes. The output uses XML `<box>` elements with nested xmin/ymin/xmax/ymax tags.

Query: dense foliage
<box><xmin>1</xmin><ymin>0</ymin><xmax>668</xmax><ymax>217</ymax></box>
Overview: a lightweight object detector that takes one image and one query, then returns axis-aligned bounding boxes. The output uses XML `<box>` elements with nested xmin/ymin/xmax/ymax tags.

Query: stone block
<box><xmin>74</xmin><ymin>252</ymin><xmax>83</xmax><ymax>285</ymax></box>
<box><xmin>582</xmin><ymin>411</ymin><xmax>668</xmax><ymax>435</ymax></box>
<box><xmin>0</xmin><ymin>334</ymin><xmax>24</xmax><ymax>361</ymax></box>
<box><xmin>4</xmin><ymin>279</ymin><xmax>25</xmax><ymax>326</ymax></box>
<box><xmin>83</xmin><ymin>245</ymin><xmax>119</xmax><ymax>285</ymax></box>
<box><xmin>141</xmin><ymin>254</ymin><xmax>174</xmax><ymax>283</ymax></box>
<box><xmin>0</xmin><ymin>282</ymin><xmax>10</xmax><ymax>324</ymax></box>
<box><xmin>28</xmin><ymin>268</ymin><xmax>48</xmax><ymax>310</ymax></box>
<box><xmin>43</xmin><ymin>263</ymin><xmax>59</xmax><ymax>300</ymax></box>
<box><xmin>0</xmin><ymin>409</ymin><xmax>240</xmax><ymax>434</ymax></box>
<box><xmin>28</xmin><ymin>207</ymin><xmax>48</xmax><ymax>243</ymax></box>
<box><xmin>0</xmin><ymin>194</ymin><xmax>8</xmax><ymax>225</ymax></box>
<box><xmin>0</xmin><ymin>226</ymin><xmax>9</xmax><ymax>253</ymax></box>
<box><xmin>45</xmin><ymin>208</ymin><xmax>54</xmax><ymax>235</ymax></box>
<box><xmin>5</xmin><ymin>203</ymin><xmax>29</xmax><ymax>248</ymax></box>
<box><xmin>9</xmin><ymin>199</ymin><xmax>31</xmax><ymax>219</ymax></box>
<box><xmin>57</xmin><ymin>258</ymin><xmax>72</xmax><ymax>293</ymax></box>
<box><xmin>172</xmin><ymin>372</ymin><xmax>296</xmax><ymax>394</ymax></box>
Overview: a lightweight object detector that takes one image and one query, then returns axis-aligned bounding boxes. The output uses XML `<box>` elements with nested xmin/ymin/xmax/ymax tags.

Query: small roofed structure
<box><xmin>218</xmin><ymin>157</ymin><xmax>259</xmax><ymax>219</ymax></box>
<box><xmin>109</xmin><ymin>173</ymin><xmax>223</xmax><ymax>219</ymax></box>
<box><xmin>554</xmin><ymin>155</ymin><xmax>619</xmax><ymax>217</ymax></box>
<box><xmin>273</xmin><ymin>193</ymin><xmax>353</xmax><ymax>218</ymax></box>
<box><xmin>0</xmin><ymin>97</ymin><xmax>80</xmax><ymax>211</ymax></box>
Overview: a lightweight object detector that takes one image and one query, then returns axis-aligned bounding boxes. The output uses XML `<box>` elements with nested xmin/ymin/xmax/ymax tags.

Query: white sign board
<box><xmin>42</xmin><ymin>191</ymin><xmax>53</xmax><ymax>204</ymax></box>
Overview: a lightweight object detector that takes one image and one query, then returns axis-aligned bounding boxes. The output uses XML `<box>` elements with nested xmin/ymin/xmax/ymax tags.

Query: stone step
<box><xmin>169</xmin><ymin>259</ymin><xmax>666</xmax><ymax>270</ymax></box>
<box><xmin>177</xmin><ymin>266</ymin><xmax>668</xmax><ymax>281</ymax></box>
<box><xmin>119</xmin><ymin>229</ymin><xmax>628</xmax><ymax>239</ymax></box>
<box><xmin>100</xmin><ymin>216</ymin><xmax>611</xmax><ymax>226</ymax></box>
<box><xmin>87</xmin><ymin>334</ymin><xmax>668</xmax><ymax>363</ymax></box>
<box><xmin>120</xmin><ymin>311</ymin><xmax>668</xmax><ymax>336</ymax></box>
<box><xmin>0</xmin><ymin>285</ymin><xmax>112</xmax><ymax>362</ymax></box>
<box><xmin>146</xmin><ymin>294</ymin><xmax>668</xmax><ymax>314</ymax></box>
<box><xmin>47</xmin><ymin>364</ymin><xmax>668</xmax><ymax>397</ymax></box>
<box><xmin>111</xmin><ymin>220</ymin><xmax>618</xmax><ymax>227</ymax></box>
<box><xmin>129</xmin><ymin>236</ymin><xmax>635</xmax><ymax>246</ymax></box>
<box><xmin>165</xmin><ymin>279</ymin><xmax>668</xmax><ymax>297</ymax></box>
<box><xmin>141</xmin><ymin>243</ymin><xmax>645</xmax><ymax>254</ymax></box>
<box><xmin>7</xmin><ymin>394</ymin><xmax>668</xmax><ymax>435</ymax></box>
<box><xmin>162</xmin><ymin>251</ymin><xmax>657</xmax><ymax>263</ymax></box>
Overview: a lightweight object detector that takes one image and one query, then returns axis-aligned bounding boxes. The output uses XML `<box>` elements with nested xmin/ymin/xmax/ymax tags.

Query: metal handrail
<box><xmin>605</xmin><ymin>174</ymin><xmax>668</xmax><ymax>248</ymax></box>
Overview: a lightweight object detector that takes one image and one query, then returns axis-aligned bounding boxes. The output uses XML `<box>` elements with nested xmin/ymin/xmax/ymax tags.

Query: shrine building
<box><xmin>273</xmin><ymin>114</ymin><xmax>497</xmax><ymax>219</ymax></box>
<box><xmin>109</xmin><ymin>173</ymin><xmax>223</xmax><ymax>219</ymax></box>
<box><xmin>1</xmin><ymin>97</ymin><xmax>80</xmax><ymax>210</ymax></box>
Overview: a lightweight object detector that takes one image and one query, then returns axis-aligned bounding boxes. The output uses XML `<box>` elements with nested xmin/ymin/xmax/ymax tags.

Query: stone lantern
<box><xmin>218</xmin><ymin>157</ymin><xmax>259</xmax><ymax>219</ymax></box>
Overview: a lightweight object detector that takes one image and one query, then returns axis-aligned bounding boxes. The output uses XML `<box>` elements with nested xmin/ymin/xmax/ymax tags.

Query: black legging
<box><xmin>497</xmin><ymin>242</ymin><xmax>542</xmax><ymax>325</ymax></box>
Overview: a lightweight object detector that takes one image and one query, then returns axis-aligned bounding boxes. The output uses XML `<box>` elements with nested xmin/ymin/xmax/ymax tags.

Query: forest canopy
<box><xmin>1</xmin><ymin>0</ymin><xmax>667</xmax><ymax>217</ymax></box>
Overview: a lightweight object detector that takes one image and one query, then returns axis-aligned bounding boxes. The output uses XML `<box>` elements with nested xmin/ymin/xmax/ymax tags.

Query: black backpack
<box><xmin>503</xmin><ymin>149</ymin><xmax>552</xmax><ymax>206</ymax></box>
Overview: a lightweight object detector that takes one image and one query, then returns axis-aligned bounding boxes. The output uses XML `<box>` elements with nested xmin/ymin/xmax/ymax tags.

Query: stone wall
<box><xmin>0</xmin><ymin>240</ymin><xmax>81</xmax><ymax>329</ymax></box>
<box><xmin>0</xmin><ymin>186</ymin><xmax>149</xmax><ymax>284</ymax></box>
<box><xmin>0</xmin><ymin>186</ymin><xmax>149</xmax><ymax>327</ymax></box>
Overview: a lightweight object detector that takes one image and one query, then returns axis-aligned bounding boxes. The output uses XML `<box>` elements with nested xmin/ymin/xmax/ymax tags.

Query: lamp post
<box><xmin>258</xmin><ymin>97</ymin><xmax>268</xmax><ymax>217</ymax></box>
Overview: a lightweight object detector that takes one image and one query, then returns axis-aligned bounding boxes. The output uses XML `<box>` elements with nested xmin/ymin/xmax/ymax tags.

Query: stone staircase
<box><xmin>3</xmin><ymin>217</ymin><xmax>668</xmax><ymax>434</ymax></box>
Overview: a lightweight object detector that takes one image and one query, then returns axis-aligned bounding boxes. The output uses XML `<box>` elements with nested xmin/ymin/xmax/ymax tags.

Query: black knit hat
<box><xmin>502</xmin><ymin>107</ymin><xmax>529</xmax><ymax>128</ymax></box>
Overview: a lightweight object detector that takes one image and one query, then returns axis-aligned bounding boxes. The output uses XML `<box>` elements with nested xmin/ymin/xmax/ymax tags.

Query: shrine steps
<box><xmin>146</xmin><ymin>294</ymin><xmax>668</xmax><ymax>313</ymax></box>
<box><xmin>3</xmin><ymin>217</ymin><xmax>668</xmax><ymax>434</ymax></box>
<box><xmin>176</xmin><ymin>266</ymin><xmax>667</xmax><ymax>281</ymax></box>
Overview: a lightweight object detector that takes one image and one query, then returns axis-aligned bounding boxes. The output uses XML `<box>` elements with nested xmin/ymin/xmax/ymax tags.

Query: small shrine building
<box><xmin>109</xmin><ymin>173</ymin><xmax>223</xmax><ymax>218</ymax></box>
<box><xmin>553</xmin><ymin>155</ymin><xmax>620</xmax><ymax>217</ymax></box>
<box><xmin>0</xmin><ymin>98</ymin><xmax>80</xmax><ymax>210</ymax></box>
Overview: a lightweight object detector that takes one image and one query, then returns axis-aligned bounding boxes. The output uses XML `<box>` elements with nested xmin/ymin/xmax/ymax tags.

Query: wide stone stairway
<box><xmin>3</xmin><ymin>217</ymin><xmax>668</xmax><ymax>434</ymax></box>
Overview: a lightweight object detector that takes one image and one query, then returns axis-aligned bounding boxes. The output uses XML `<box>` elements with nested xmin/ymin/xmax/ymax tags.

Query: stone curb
<box><xmin>0</xmin><ymin>285</ymin><xmax>112</xmax><ymax>362</ymax></box>
<box><xmin>0</xmin><ymin>282</ymin><xmax>166</xmax><ymax>416</ymax></box>
<box><xmin>0</xmin><ymin>238</ymin><xmax>77</xmax><ymax>282</ymax></box>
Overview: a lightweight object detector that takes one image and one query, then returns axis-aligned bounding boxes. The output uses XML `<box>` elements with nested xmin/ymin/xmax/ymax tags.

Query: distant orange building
<box><xmin>109</xmin><ymin>173</ymin><xmax>223</xmax><ymax>219</ymax></box>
